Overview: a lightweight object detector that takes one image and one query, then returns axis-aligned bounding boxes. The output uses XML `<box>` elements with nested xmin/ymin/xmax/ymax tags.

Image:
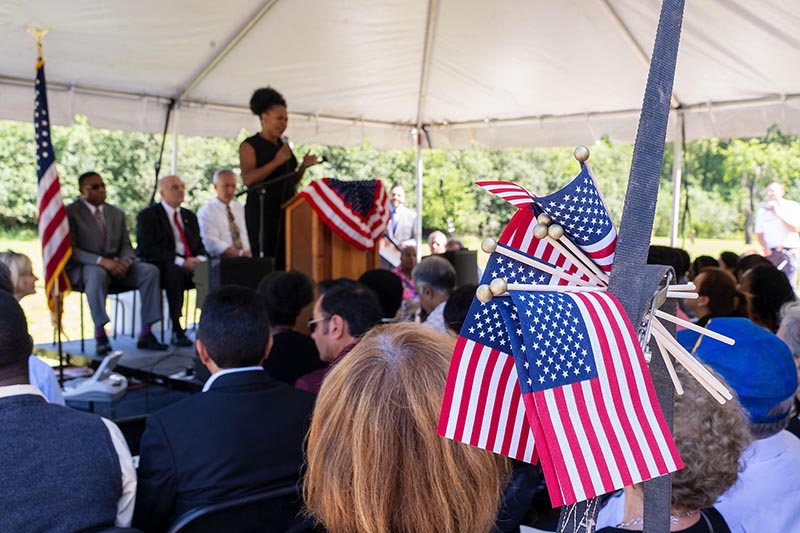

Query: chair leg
<box><xmin>131</xmin><ymin>292</ymin><xmax>137</xmax><ymax>339</ymax></box>
<box><xmin>113</xmin><ymin>294</ymin><xmax>119</xmax><ymax>340</ymax></box>
<box><xmin>80</xmin><ymin>289</ymin><xmax>85</xmax><ymax>353</ymax></box>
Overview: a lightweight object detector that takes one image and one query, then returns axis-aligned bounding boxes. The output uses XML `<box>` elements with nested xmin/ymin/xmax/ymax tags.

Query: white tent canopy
<box><xmin>2</xmin><ymin>0</ymin><xmax>800</xmax><ymax>150</ymax></box>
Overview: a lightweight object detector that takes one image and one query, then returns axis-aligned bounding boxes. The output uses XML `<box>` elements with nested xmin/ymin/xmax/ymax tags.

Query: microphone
<box><xmin>281</xmin><ymin>135</ymin><xmax>293</xmax><ymax>150</ymax></box>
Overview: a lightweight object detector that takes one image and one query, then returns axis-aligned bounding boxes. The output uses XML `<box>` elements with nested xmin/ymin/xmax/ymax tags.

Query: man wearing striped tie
<box><xmin>197</xmin><ymin>169</ymin><xmax>252</xmax><ymax>259</ymax></box>
<box><xmin>66</xmin><ymin>171</ymin><xmax>167</xmax><ymax>355</ymax></box>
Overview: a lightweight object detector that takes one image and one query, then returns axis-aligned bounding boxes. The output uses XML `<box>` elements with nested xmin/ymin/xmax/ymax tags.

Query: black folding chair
<box><xmin>166</xmin><ymin>483</ymin><xmax>304</xmax><ymax>533</ymax></box>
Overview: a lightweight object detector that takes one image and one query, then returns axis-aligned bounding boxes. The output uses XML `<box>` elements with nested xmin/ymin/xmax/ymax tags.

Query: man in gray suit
<box><xmin>66</xmin><ymin>171</ymin><xmax>167</xmax><ymax>355</ymax></box>
<box><xmin>385</xmin><ymin>184</ymin><xmax>418</xmax><ymax>247</ymax></box>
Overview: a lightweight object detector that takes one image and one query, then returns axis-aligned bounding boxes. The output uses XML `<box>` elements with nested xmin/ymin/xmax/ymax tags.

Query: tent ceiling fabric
<box><xmin>1</xmin><ymin>0</ymin><xmax>799</xmax><ymax>148</ymax></box>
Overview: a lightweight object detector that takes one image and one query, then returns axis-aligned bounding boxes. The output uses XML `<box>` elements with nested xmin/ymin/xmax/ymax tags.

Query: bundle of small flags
<box><xmin>438</xmin><ymin>147</ymin><xmax>733</xmax><ymax>506</ymax></box>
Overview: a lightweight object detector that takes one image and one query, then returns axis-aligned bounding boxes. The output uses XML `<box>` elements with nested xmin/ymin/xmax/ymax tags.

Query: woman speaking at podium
<box><xmin>240</xmin><ymin>87</ymin><xmax>316</xmax><ymax>270</ymax></box>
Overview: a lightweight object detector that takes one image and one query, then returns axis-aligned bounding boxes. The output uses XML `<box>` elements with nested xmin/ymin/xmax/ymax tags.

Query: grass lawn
<box><xmin>2</xmin><ymin>232</ymin><xmax>754</xmax><ymax>346</ymax></box>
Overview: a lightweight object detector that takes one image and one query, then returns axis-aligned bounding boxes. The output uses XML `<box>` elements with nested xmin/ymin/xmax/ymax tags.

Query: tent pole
<box><xmin>670</xmin><ymin>111</ymin><xmax>683</xmax><ymax>247</ymax></box>
<box><xmin>415</xmin><ymin>128</ymin><xmax>423</xmax><ymax>259</ymax></box>
<box><xmin>170</xmin><ymin>105</ymin><xmax>181</xmax><ymax>175</ymax></box>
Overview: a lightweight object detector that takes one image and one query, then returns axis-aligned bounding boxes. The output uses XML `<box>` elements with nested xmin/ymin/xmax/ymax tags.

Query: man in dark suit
<box><xmin>66</xmin><ymin>171</ymin><xmax>167</xmax><ymax>354</ymax></box>
<box><xmin>133</xmin><ymin>286</ymin><xmax>316</xmax><ymax>532</ymax></box>
<box><xmin>136</xmin><ymin>175</ymin><xmax>207</xmax><ymax>346</ymax></box>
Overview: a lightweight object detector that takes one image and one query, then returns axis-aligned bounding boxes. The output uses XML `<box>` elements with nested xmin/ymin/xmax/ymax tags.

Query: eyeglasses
<box><xmin>307</xmin><ymin>315</ymin><xmax>330</xmax><ymax>333</ymax></box>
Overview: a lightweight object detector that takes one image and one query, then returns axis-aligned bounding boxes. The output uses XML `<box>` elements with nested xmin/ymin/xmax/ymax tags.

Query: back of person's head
<box><xmin>733</xmin><ymin>253</ymin><xmax>771</xmax><ymax>282</ymax></box>
<box><xmin>694</xmin><ymin>267</ymin><xmax>741</xmax><ymax>318</ymax></box>
<box><xmin>687</xmin><ymin>255</ymin><xmax>718</xmax><ymax>280</ymax></box>
<box><xmin>0</xmin><ymin>292</ymin><xmax>32</xmax><ymax>373</ymax></box>
<box><xmin>412</xmin><ymin>255</ymin><xmax>457</xmax><ymax>294</ymax></box>
<box><xmin>316</xmin><ymin>277</ymin><xmax>358</xmax><ymax>295</ymax></box>
<box><xmin>358</xmin><ymin>269</ymin><xmax>403</xmax><ymax>320</ymax></box>
<box><xmin>257</xmin><ymin>270</ymin><xmax>314</xmax><ymax>327</ymax></box>
<box><xmin>647</xmin><ymin>245</ymin><xmax>687</xmax><ymax>279</ymax></box>
<box><xmin>687</xmin><ymin>317</ymin><xmax>797</xmax><ymax>439</ymax></box>
<box><xmin>319</xmin><ymin>283</ymin><xmax>382</xmax><ymax>338</ymax></box>
<box><xmin>741</xmin><ymin>264</ymin><xmax>795</xmax><ymax>332</ymax></box>
<box><xmin>670</xmin><ymin>365</ymin><xmax>751</xmax><ymax>510</ymax></box>
<box><xmin>197</xmin><ymin>286</ymin><xmax>270</xmax><ymax>368</ymax></box>
<box><xmin>0</xmin><ymin>251</ymin><xmax>31</xmax><ymax>296</ymax></box>
<box><xmin>444</xmin><ymin>284</ymin><xmax>477</xmax><ymax>334</ymax></box>
<box><xmin>304</xmin><ymin>323</ymin><xmax>507</xmax><ymax>533</ymax></box>
<box><xmin>0</xmin><ymin>261</ymin><xmax>13</xmax><ymax>295</ymax></box>
<box><xmin>719</xmin><ymin>251</ymin><xmax>740</xmax><ymax>271</ymax></box>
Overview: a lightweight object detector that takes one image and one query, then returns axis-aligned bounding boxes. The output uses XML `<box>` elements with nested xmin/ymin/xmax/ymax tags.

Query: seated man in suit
<box><xmin>133</xmin><ymin>286</ymin><xmax>316</xmax><ymax>531</ymax></box>
<box><xmin>66</xmin><ymin>171</ymin><xmax>167</xmax><ymax>354</ymax></box>
<box><xmin>197</xmin><ymin>169</ymin><xmax>253</xmax><ymax>258</ymax></box>
<box><xmin>0</xmin><ymin>292</ymin><xmax>136</xmax><ymax>531</ymax></box>
<box><xmin>412</xmin><ymin>255</ymin><xmax>456</xmax><ymax>334</ymax></box>
<box><xmin>137</xmin><ymin>175</ymin><xmax>207</xmax><ymax>347</ymax></box>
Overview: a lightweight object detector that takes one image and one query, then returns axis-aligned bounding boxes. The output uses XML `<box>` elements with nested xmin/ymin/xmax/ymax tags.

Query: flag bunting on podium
<box><xmin>34</xmin><ymin>54</ymin><xmax>72</xmax><ymax>324</ymax></box>
<box><xmin>299</xmin><ymin>178</ymin><xmax>391</xmax><ymax>251</ymax></box>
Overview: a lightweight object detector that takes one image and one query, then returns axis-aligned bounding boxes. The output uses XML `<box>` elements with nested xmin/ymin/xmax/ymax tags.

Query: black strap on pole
<box><xmin>149</xmin><ymin>98</ymin><xmax>176</xmax><ymax>206</ymax></box>
<box><xmin>557</xmin><ymin>1</ymin><xmax>685</xmax><ymax>531</ymax></box>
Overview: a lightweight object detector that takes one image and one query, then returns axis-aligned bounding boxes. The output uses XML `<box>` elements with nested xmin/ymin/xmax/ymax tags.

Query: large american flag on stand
<box><xmin>499</xmin><ymin>290</ymin><xmax>682</xmax><ymax>506</ymax></box>
<box><xmin>298</xmin><ymin>178</ymin><xmax>390</xmax><ymax>251</ymax></box>
<box><xmin>34</xmin><ymin>55</ymin><xmax>71</xmax><ymax>323</ymax></box>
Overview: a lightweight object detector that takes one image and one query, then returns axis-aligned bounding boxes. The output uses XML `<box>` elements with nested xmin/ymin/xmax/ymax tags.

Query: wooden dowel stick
<box><xmin>652</xmin><ymin>328</ymin><xmax>726</xmax><ymax>403</ymax></box>
<box><xmin>666</xmin><ymin>283</ymin><xmax>696</xmax><ymax>292</ymax></box>
<box><xmin>651</xmin><ymin>321</ymin><xmax>732</xmax><ymax>401</ymax></box>
<box><xmin>505</xmin><ymin>284</ymin><xmax>607</xmax><ymax>293</ymax></box>
<box><xmin>547</xmin><ymin>236</ymin><xmax>610</xmax><ymax>285</ymax></box>
<box><xmin>654</xmin><ymin>310</ymin><xmax>735</xmax><ymax>346</ymax></box>
<box><xmin>652</xmin><ymin>332</ymin><xmax>684</xmax><ymax>396</ymax></box>
<box><xmin>495</xmin><ymin>246</ymin><xmax>599</xmax><ymax>287</ymax></box>
<box><xmin>666</xmin><ymin>291</ymin><xmax>698</xmax><ymax>299</ymax></box>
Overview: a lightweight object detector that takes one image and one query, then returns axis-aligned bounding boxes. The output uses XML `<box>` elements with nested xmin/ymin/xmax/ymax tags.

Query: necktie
<box><xmin>227</xmin><ymin>205</ymin><xmax>243</xmax><ymax>250</ymax></box>
<box><xmin>95</xmin><ymin>207</ymin><xmax>106</xmax><ymax>250</ymax></box>
<box><xmin>173</xmin><ymin>210</ymin><xmax>192</xmax><ymax>258</ymax></box>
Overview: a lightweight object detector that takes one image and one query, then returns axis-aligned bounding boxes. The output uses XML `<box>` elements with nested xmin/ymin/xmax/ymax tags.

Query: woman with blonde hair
<box><xmin>302</xmin><ymin>323</ymin><xmax>508</xmax><ymax>533</ymax></box>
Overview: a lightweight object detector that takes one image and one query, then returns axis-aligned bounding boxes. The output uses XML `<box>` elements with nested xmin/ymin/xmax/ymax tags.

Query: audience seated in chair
<box><xmin>676</xmin><ymin>317</ymin><xmax>800</xmax><ymax>532</ymax></box>
<box><xmin>596</xmin><ymin>364</ymin><xmax>751</xmax><ymax>532</ymax></box>
<box><xmin>0</xmin><ymin>252</ymin><xmax>64</xmax><ymax>405</ymax></box>
<box><xmin>777</xmin><ymin>303</ymin><xmax>800</xmax><ymax>440</ymax></box>
<box><xmin>412</xmin><ymin>255</ymin><xmax>457</xmax><ymax>334</ymax></box>
<box><xmin>197</xmin><ymin>169</ymin><xmax>252</xmax><ymax>259</ymax></box>
<box><xmin>295</xmin><ymin>282</ymin><xmax>382</xmax><ymax>394</ymax></box>
<box><xmin>358</xmin><ymin>268</ymin><xmax>404</xmax><ymax>321</ymax></box>
<box><xmin>0</xmin><ymin>292</ymin><xmax>135</xmax><ymax>531</ymax></box>
<box><xmin>137</xmin><ymin>175</ymin><xmax>208</xmax><ymax>347</ymax></box>
<box><xmin>740</xmin><ymin>263</ymin><xmax>796</xmax><ymax>332</ymax></box>
<box><xmin>133</xmin><ymin>286</ymin><xmax>315</xmax><ymax>532</ymax></box>
<box><xmin>301</xmin><ymin>323</ymin><xmax>509</xmax><ymax>532</ymax></box>
<box><xmin>256</xmin><ymin>270</ymin><xmax>325</xmax><ymax>385</ymax></box>
<box><xmin>66</xmin><ymin>171</ymin><xmax>166</xmax><ymax>355</ymax></box>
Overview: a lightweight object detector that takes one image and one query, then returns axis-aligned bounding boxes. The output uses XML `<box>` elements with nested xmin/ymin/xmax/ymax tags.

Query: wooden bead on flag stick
<box><xmin>476</xmin><ymin>284</ymin><xmax>493</xmax><ymax>303</ymax></box>
<box><xmin>489</xmin><ymin>278</ymin><xmax>508</xmax><ymax>296</ymax></box>
<box><xmin>481</xmin><ymin>237</ymin><xmax>497</xmax><ymax>254</ymax></box>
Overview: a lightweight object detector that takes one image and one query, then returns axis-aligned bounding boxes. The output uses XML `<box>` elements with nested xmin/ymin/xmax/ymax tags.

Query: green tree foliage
<box><xmin>2</xmin><ymin>116</ymin><xmax>799</xmax><ymax>245</ymax></box>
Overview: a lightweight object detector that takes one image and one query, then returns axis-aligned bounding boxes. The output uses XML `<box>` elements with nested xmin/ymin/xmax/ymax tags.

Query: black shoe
<box><xmin>171</xmin><ymin>331</ymin><xmax>193</xmax><ymax>347</ymax></box>
<box><xmin>96</xmin><ymin>336</ymin><xmax>113</xmax><ymax>356</ymax></box>
<box><xmin>137</xmin><ymin>332</ymin><xmax>169</xmax><ymax>351</ymax></box>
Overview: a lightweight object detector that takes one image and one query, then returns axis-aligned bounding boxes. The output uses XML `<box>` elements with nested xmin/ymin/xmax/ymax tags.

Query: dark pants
<box><xmin>162</xmin><ymin>263</ymin><xmax>193</xmax><ymax>331</ymax></box>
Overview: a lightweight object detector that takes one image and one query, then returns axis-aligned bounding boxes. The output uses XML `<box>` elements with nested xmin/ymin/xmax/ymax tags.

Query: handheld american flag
<box><xmin>34</xmin><ymin>53</ymin><xmax>72</xmax><ymax>323</ymax></box>
<box><xmin>533</xmin><ymin>164</ymin><xmax>617</xmax><ymax>273</ymax></box>
<box><xmin>499</xmin><ymin>290</ymin><xmax>682</xmax><ymax>506</ymax></box>
<box><xmin>298</xmin><ymin>178</ymin><xmax>391</xmax><ymax>251</ymax></box>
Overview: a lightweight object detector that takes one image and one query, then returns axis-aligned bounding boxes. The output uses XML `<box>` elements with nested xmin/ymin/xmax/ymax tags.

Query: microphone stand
<box><xmin>236</xmin><ymin>160</ymin><xmax>324</xmax><ymax>259</ymax></box>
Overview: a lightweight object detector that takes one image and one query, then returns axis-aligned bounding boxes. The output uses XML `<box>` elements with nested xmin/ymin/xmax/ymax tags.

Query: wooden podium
<box><xmin>284</xmin><ymin>195</ymin><xmax>379</xmax><ymax>282</ymax></box>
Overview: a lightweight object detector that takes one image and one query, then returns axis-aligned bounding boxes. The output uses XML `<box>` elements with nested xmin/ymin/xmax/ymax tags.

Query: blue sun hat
<box><xmin>677</xmin><ymin>317</ymin><xmax>797</xmax><ymax>424</ymax></box>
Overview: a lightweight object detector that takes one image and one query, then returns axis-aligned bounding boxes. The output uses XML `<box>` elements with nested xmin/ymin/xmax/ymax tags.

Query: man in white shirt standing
<box><xmin>197</xmin><ymin>169</ymin><xmax>252</xmax><ymax>259</ymax></box>
<box><xmin>755</xmin><ymin>181</ymin><xmax>800</xmax><ymax>293</ymax></box>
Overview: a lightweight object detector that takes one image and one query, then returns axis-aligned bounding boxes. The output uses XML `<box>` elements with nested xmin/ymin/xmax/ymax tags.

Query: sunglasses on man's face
<box><xmin>307</xmin><ymin>315</ymin><xmax>330</xmax><ymax>333</ymax></box>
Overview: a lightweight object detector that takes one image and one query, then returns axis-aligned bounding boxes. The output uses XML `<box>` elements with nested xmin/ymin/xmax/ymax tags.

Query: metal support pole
<box><xmin>414</xmin><ymin>128</ymin><xmax>424</xmax><ymax>259</ymax></box>
<box><xmin>670</xmin><ymin>112</ymin><xmax>683</xmax><ymax>247</ymax></box>
<box><xmin>170</xmin><ymin>106</ymin><xmax>181</xmax><ymax>175</ymax></box>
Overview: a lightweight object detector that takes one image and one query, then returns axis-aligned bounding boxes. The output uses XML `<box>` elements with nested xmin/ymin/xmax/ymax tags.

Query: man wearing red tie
<box><xmin>137</xmin><ymin>175</ymin><xmax>207</xmax><ymax>347</ymax></box>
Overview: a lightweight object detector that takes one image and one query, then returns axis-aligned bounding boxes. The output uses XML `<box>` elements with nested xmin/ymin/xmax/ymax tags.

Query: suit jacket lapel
<box><xmin>156</xmin><ymin>204</ymin><xmax>176</xmax><ymax>248</ymax></box>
